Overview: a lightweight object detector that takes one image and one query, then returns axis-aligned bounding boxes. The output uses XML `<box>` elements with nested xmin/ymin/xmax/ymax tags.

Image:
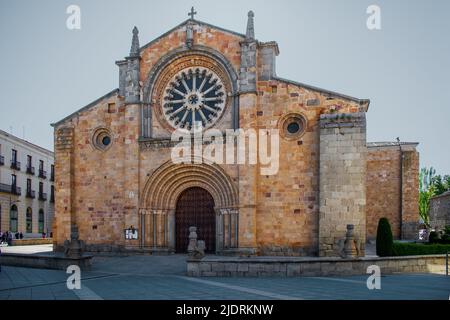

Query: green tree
<box><xmin>419</xmin><ymin>167</ymin><xmax>435</xmax><ymax>227</ymax></box>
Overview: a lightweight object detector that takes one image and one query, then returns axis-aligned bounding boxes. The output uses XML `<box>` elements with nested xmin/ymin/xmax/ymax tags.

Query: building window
<box><xmin>50</xmin><ymin>165</ymin><xmax>55</xmax><ymax>181</ymax></box>
<box><xmin>50</xmin><ymin>185</ymin><xmax>55</xmax><ymax>203</ymax></box>
<box><xmin>107</xmin><ymin>102</ymin><xmax>116</xmax><ymax>113</ymax></box>
<box><xmin>11</xmin><ymin>174</ymin><xmax>20</xmax><ymax>195</ymax></box>
<box><xmin>10</xmin><ymin>205</ymin><xmax>18</xmax><ymax>233</ymax></box>
<box><xmin>38</xmin><ymin>160</ymin><xmax>47</xmax><ymax>179</ymax></box>
<box><xmin>38</xmin><ymin>209</ymin><xmax>44</xmax><ymax>233</ymax></box>
<box><xmin>26</xmin><ymin>207</ymin><xmax>33</xmax><ymax>233</ymax></box>
<box><xmin>26</xmin><ymin>155</ymin><xmax>34</xmax><ymax>175</ymax></box>
<box><xmin>92</xmin><ymin>128</ymin><xmax>113</xmax><ymax>151</ymax></box>
<box><xmin>279</xmin><ymin>113</ymin><xmax>307</xmax><ymax>141</ymax></box>
<box><xmin>11</xmin><ymin>149</ymin><xmax>20</xmax><ymax>170</ymax></box>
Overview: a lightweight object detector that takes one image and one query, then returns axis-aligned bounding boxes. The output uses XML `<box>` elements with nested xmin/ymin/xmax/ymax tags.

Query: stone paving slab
<box><xmin>0</xmin><ymin>255</ymin><xmax>449</xmax><ymax>300</ymax></box>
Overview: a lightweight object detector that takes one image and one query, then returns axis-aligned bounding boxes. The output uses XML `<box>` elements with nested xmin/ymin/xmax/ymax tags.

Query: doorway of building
<box><xmin>175</xmin><ymin>187</ymin><xmax>216</xmax><ymax>253</ymax></box>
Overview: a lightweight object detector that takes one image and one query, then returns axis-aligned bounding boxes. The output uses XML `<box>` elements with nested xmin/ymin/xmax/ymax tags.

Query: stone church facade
<box><xmin>52</xmin><ymin>11</ymin><xmax>419</xmax><ymax>257</ymax></box>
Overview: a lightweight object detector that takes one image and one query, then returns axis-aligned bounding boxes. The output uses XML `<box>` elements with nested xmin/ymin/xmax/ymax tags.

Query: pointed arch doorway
<box><xmin>175</xmin><ymin>187</ymin><xmax>216</xmax><ymax>253</ymax></box>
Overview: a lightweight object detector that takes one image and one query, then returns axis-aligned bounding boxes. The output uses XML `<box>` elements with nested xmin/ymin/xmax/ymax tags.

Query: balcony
<box><xmin>39</xmin><ymin>169</ymin><xmax>47</xmax><ymax>179</ymax></box>
<box><xmin>0</xmin><ymin>183</ymin><xmax>11</xmax><ymax>193</ymax></box>
<box><xmin>26</xmin><ymin>189</ymin><xmax>36</xmax><ymax>199</ymax></box>
<box><xmin>0</xmin><ymin>155</ymin><xmax>4</xmax><ymax>165</ymax></box>
<box><xmin>0</xmin><ymin>183</ymin><xmax>21</xmax><ymax>195</ymax></box>
<box><xmin>10</xmin><ymin>160</ymin><xmax>21</xmax><ymax>171</ymax></box>
<box><xmin>12</xmin><ymin>185</ymin><xmax>21</xmax><ymax>196</ymax></box>
<box><xmin>26</xmin><ymin>165</ymin><xmax>35</xmax><ymax>175</ymax></box>
<box><xmin>39</xmin><ymin>192</ymin><xmax>47</xmax><ymax>201</ymax></box>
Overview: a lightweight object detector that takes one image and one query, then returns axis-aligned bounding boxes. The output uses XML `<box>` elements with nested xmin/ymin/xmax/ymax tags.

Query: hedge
<box><xmin>393</xmin><ymin>242</ymin><xmax>450</xmax><ymax>256</ymax></box>
<box><xmin>376</xmin><ymin>218</ymin><xmax>394</xmax><ymax>256</ymax></box>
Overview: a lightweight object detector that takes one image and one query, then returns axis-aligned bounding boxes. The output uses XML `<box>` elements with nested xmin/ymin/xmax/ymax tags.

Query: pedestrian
<box><xmin>7</xmin><ymin>232</ymin><xmax>12</xmax><ymax>246</ymax></box>
<box><xmin>19</xmin><ymin>232</ymin><xmax>23</xmax><ymax>240</ymax></box>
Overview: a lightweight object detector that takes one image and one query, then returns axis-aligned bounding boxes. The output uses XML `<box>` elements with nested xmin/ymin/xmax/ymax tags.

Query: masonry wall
<box><xmin>318</xmin><ymin>113</ymin><xmax>367</xmax><ymax>257</ymax></box>
<box><xmin>429</xmin><ymin>192</ymin><xmax>450</xmax><ymax>231</ymax></box>
<box><xmin>366</xmin><ymin>146</ymin><xmax>419</xmax><ymax>240</ymax></box>
<box><xmin>254</xmin><ymin>78</ymin><xmax>367</xmax><ymax>256</ymax></box>
<box><xmin>366</xmin><ymin>147</ymin><xmax>402</xmax><ymax>239</ymax></box>
<box><xmin>53</xmin><ymin>93</ymin><xmax>140</xmax><ymax>252</ymax></box>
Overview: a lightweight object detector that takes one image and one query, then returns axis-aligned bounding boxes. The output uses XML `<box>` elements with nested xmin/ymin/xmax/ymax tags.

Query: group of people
<box><xmin>0</xmin><ymin>231</ymin><xmax>24</xmax><ymax>246</ymax></box>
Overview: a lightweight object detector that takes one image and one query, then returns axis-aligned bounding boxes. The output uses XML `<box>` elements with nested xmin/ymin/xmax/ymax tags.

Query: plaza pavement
<box><xmin>1</xmin><ymin>253</ymin><xmax>449</xmax><ymax>300</ymax></box>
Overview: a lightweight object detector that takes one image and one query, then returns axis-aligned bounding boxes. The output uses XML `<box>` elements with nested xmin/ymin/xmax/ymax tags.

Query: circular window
<box><xmin>102</xmin><ymin>136</ymin><xmax>111</xmax><ymax>146</ymax></box>
<box><xmin>287</xmin><ymin>122</ymin><xmax>300</xmax><ymax>134</ymax></box>
<box><xmin>280</xmin><ymin>113</ymin><xmax>307</xmax><ymax>140</ymax></box>
<box><xmin>92</xmin><ymin>128</ymin><xmax>113</xmax><ymax>151</ymax></box>
<box><xmin>162</xmin><ymin>67</ymin><xmax>227</xmax><ymax>131</ymax></box>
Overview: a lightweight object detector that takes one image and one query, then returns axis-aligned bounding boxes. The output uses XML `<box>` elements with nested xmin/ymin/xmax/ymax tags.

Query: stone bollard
<box><xmin>187</xmin><ymin>226</ymin><xmax>198</xmax><ymax>254</ymax></box>
<box><xmin>343</xmin><ymin>224</ymin><xmax>358</xmax><ymax>258</ymax></box>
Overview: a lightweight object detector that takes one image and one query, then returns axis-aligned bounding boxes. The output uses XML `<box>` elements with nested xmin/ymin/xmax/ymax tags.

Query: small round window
<box><xmin>102</xmin><ymin>136</ymin><xmax>111</xmax><ymax>146</ymax></box>
<box><xmin>280</xmin><ymin>113</ymin><xmax>307</xmax><ymax>140</ymax></box>
<box><xmin>92</xmin><ymin>128</ymin><xmax>112</xmax><ymax>151</ymax></box>
<box><xmin>287</xmin><ymin>122</ymin><xmax>300</xmax><ymax>134</ymax></box>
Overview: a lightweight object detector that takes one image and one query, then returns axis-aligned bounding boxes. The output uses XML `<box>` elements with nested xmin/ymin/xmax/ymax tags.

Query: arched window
<box><xmin>26</xmin><ymin>207</ymin><xmax>33</xmax><ymax>233</ymax></box>
<box><xmin>38</xmin><ymin>209</ymin><xmax>44</xmax><ymax>233</ymax></box>
<box><xmin>10</xmin><ymin>205</ymin><xmax>18</xmax><ymax>232</ymax></box>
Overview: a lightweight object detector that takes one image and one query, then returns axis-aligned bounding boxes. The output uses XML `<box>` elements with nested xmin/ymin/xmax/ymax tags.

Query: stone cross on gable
<box><xmin>188</xmin><ymin>7</ymin><xmax>197</xmax><ymax>20</ymax></box>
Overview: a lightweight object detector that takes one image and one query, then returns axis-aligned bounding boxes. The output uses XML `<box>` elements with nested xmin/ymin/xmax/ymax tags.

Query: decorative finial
<box><xmin>130</xmin><ymin>26</ymin><xmax>140</xmax><ymax>57</ymax></box>
<box><xmin>246</xmin><ymin>11</ymin><xmax>255</xmax><ymax>40</ymax></box>
<box><xmin>188</xmin><ymin>7</ymin><xmax>197</xmax><ymax>20</ymax></box>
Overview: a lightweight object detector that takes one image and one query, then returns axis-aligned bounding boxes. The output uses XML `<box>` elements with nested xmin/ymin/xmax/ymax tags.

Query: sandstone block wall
<box><xmin>429</xmin><ymin>191</ymin><xmax>450</xmax><ymax>231</ymax></box>
<box><xmin>319</xmin><ymin>113</ymin><xmax>366</xmax><ymax>257</ymax></box>
<box><xmin>187</xmin><ymin>255</ymin><xmax>446</xmax><ymax>277</ymax></box>
<box><xmin>366</xmin><ymin>144</ymin><xmax>419</xmax><ymax>240</ymax></box>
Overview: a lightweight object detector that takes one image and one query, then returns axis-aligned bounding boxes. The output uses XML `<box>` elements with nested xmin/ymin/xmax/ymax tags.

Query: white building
<box><xmin>0</xmin><ymin>129</ymin><xmax>54</xmax><ymax>237</ymax></box>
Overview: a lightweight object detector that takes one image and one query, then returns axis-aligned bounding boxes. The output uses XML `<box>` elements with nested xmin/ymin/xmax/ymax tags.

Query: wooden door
<box><xmin>175</xmin><ymin>187</ymin><xmax>216</xmax><ymax>253</ymax></box>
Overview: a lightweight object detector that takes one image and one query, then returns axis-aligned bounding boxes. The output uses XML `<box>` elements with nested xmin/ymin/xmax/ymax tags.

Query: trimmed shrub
<box><xmin>429</xmin><ymin>231</ymin><xmax>439</xmax><ymax>244</ymax></box>
<box><xmin>393</xmin><ymin>242</ymin><xmax>450</xmax><ymax>256</ymax></box>
<box><xmin>376</xmin><ymin>217</ymin><xmax>394</xmax><ymax>257</ymax></box>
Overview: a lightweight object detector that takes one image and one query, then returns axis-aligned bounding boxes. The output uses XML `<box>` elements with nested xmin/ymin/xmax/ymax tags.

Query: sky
<box><xmin>0</xmin><ymin>0</ymin><xmax>449</xmax><ymax>174</ymax></box>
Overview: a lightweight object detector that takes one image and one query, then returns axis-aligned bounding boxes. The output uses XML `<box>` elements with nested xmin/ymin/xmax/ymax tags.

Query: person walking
<box><xmin>7</xmin><ymin>232</ymin><xmax>12</xmax><ymax>246</ymax></box>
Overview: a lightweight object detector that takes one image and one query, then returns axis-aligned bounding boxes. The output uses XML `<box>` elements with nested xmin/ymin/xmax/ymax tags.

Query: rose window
<box><xmin>162</xmin><ymin>67</ymin><xmax>226</xmax><ymax>130</ymax></box>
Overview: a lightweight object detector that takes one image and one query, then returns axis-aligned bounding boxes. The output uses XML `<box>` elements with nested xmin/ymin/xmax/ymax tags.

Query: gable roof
<box><xmin>51</xmin><ymin>89</ymin><xmax>119</xmax><ymax>128</ymax></box>
<box><xmin>274</xmin><ymin>77</ymin><xmax>369</xmax><ymax>106</ymax></box>
<box><xmin>139</xmin><ymin>19</ymin><xmax>245</xmax><ymax>51</ymax></box>
<box><xmin>52</xmin><ymin>18</ymin><xmax>371</xmax><ymax>128</ymax></box>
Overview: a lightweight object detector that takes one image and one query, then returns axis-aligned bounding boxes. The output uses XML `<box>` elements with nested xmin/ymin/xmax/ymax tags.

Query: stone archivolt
<box><xmin>140</xmin><ymin>159</ymin><xmax>238</xmax><ymax>210</ymax></box>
